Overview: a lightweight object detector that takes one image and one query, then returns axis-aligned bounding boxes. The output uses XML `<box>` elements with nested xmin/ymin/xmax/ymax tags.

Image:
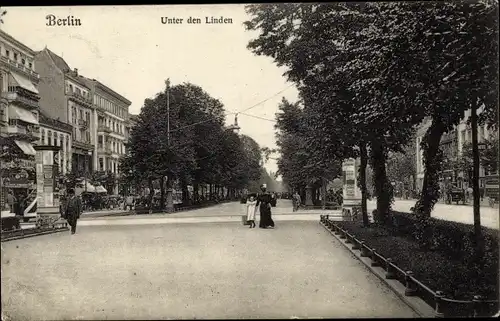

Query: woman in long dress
<box><xmin>257</xmin><ymin>184</ymin><xmax>275</xmax><ymax>229</ymax></box>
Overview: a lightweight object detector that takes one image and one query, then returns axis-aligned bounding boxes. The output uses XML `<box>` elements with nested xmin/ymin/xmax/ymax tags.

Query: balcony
<box><xmin>68</xmin><ymin>91</ymin><xmax>93</xmax><ymax>107</ymax></box>
<box><xmin>97</xmin><ymin>124</ymin><xmax>112</xmax><ymax>133</ymax></box>
<box><xmin>0</xmin><ymin>56</ymin><xmax>40</xmax><ymax>81</ymax></box>
<box><xmin>3</xmin><ymin>90</ymin><xmax>39</xmax><ymax>110</ymax></box>
<box><xmin>97</xmin><ymin>145</ymin><xmax>112</xmax><ymax>155</ymax></box>
<box><xmin>78</xmin><ymin>119</ymin><xmax>89</xmax><ymax>129</ymax></box>
<box><xmin>6</xmin><ymin>124</ymin><xmax>40</xmax><ymax>140</ymax></box>
<box><xmin>72</xmin><ymin>139</ymin><xmax>93</xmax><ymax>151</ymax></box>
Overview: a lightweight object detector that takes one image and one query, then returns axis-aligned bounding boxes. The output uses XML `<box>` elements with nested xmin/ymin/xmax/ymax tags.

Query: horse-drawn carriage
<box><xmin>446</xmin><ymin>186</ymin><xmax>466</xmax><ymax>205</ymax></box>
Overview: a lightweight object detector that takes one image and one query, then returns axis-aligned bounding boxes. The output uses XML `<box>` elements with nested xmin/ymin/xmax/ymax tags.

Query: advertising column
<box><xmin>34</xmin><ymin>145</ymin><xmax>66</xmax><ymax>228</ymax></box>
<box><xmin>342</xmin><ymin>158</ymin><xmax>361</xmax><ymax>218</ymax></box>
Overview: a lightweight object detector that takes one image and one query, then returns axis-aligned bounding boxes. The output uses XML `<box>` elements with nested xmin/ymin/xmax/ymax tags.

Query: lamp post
<box><xmin>84</xmin><ymin>150</ymin><xmax>92</xmax><ymax>193</ymax></box>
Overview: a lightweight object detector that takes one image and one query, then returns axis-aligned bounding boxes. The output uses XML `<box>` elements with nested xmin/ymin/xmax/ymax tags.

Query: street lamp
<box><xmin>84</xmin><ymin>150</ymin><xmax>92</xmax><ymax>193</ymax></box>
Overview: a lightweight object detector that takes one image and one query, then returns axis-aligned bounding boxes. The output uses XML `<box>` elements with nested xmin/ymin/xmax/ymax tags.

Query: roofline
<box><xmin>0</xmin><ymin>29</ymin><xmax>36</xmax><ymax>56</ymax></box>
<box><xmin>93</xmin><ymin>80</ymin><xmax>132</xmax><ymax>106</ymax></box>
<box><xmin>43</xmin><ymin>47</ymin><xmax>69</xmax><ymax>72</ymax></box>
<box><xmin>65</xmin><ymin>74</ymin><xmax>91</xmax><ymax>90</ymax></box>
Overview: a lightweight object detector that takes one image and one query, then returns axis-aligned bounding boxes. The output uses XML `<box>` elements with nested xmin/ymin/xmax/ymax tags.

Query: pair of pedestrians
<box><xmin>245</xmin><ymin>184</ymin><xmax>275</xmax><ymax>229</ymax></box>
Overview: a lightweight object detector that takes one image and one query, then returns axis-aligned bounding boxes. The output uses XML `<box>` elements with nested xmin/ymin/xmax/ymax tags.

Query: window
<box><xmin>29</xmin><ymin>62</ymin><xmax>32</xmax><ymax>69</ymax></box>
<box><xmin>59</xmin><ymin>134</ymin><xmax>63</xmax><ymax>146</ymax></box>
<box><xmin>48</xmin><ymin>131</ymin><xmax>52</xmax><ymax>146</ymax></box>
<box><xmin>5</xmin><ymin>50</ymin><xmax>10</xmax><ymax>58</ymax></box>
<box><xmin>72</xmin><ymin>107</ymin><xmax>77</xmax><ymax>124</ymax></box>
<box><xmin>79</xmin><ymin>110</ymin><xmax>83</xmax><ymax>120</ymax></box>
<box><xmin>69</xmin><ymin>84</ymin><xmax>73</xmax><ymax>92</ymax></box>
<box><xmin>86</xmin><ymin>131</ymin><xmax>91</xmax><ymax>143</ymax></box>
<box><xmin>13</xmin><ymin>53</ymin><xmax>18</xmax><ymax>60</ymax></box>
<box><xmin>21</xmin><ymin>58</ymin><xmax>26</xmax><ymax>65</ymax></box>
<box><xmin>99</xmin><ymin>158</ymin><xmax>104</xmax><ymax>170</ymax></box>
<box><xmin>76</xmin><ymin>87</ymin><xmax>81</xmax><ymax>95</ymax></box>
<box><xmin>41</xmin><ymin>129</ymin><xmax>45</xmax><ymax>144</ymax></box>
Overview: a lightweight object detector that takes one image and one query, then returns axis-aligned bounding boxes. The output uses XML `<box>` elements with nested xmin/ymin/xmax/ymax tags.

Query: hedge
<box><xmin>337</xmin><ymin>210</ymin><xmax>499</xmax><ymax>301</ymax></box>
<box><xmin>389</xmin><ymin>211</ymin><xmax>498</xmax><ymax>263</ymax></box>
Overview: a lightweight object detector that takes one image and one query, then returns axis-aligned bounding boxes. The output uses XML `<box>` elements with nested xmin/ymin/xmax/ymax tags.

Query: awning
<box><xmin>10</xmin><ymin>71</ymin><xmax>39</xmax><ymax>94</ymax></box>
<box><xmin>95</xmin><ymin>185</ymin><xmax>107</xmax><ymax>193</ymax></box>
<box><xmin>14</xmin><ymin>140</ymin><xmax>36</xmax><ymax>156</ymax></box>
<box><xmin>9</xmin><ymin>106</ymin><xmax>39</xmax><ymax>125</ymax></box>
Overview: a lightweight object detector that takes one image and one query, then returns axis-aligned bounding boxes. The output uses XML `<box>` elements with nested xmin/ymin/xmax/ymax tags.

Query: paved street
<box><xmin>1</xmin><ymin>221</ymin><xmax>416</xmax><ymax>319</ymax></box>
<box><xmin>367</xmin><ymin>199</ymin><xmax>499</xmax><ymax>230</ymax></box>
<box><xmin>80</xmin><ymin>198</ymin><xmax>498</xmax><ymax>229</ymax></box>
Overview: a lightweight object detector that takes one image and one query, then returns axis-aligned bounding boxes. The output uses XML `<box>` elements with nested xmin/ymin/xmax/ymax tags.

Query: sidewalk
<box><xmin>395</xmin><ymin>197</ymin><xmax>495</xmax><ymax>208</ymax></box>
<box><xmin>1</xmin><ymin>221</ymin><xmax>416</xmax><ymax>319</ymax></box>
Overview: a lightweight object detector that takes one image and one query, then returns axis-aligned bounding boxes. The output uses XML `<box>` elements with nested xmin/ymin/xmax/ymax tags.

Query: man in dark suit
<box><xmin>64</xmin><ymin>188</ymin><xmax>82</xmax><ymax>235</ymax></box>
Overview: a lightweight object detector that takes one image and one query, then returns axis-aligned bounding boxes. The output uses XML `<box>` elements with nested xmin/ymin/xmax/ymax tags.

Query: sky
<box><xmin>1</xmin><ymin>5</ymin><xmax>299</xmax><ymax>176</ymax></box>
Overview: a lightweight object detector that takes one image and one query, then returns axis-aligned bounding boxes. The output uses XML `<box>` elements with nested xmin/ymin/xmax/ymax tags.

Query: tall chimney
<box><xmin>74</xmin><ymin>68</ymin><xmax>78</xmax><ymax>75</ymax></box>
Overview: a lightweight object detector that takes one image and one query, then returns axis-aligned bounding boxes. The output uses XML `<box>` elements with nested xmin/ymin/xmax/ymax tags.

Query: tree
<box><xmin>386</xmin><ymin>142</ymin><xmax>417</xmax><ymax>193</ymax></box>
<box><xmin>245</xmin><ymin>3</ymin><xmax>417</xmax><ymax>224</ymax></box>
<box><xmin>0</xmin><ymin>7</ymin><xmax>6</xmax><ymax>24</ymax></box>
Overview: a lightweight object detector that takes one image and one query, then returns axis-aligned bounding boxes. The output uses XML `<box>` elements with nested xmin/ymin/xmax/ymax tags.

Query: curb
<box><xmin>1</xmin><ymin>227</ymin><xmax>70</xmax><ymax>242</ymax></box>
<box><xmin>320</xmin><ymin>221</ymin><xmax>435</xmax><ymax>318</ymax></box>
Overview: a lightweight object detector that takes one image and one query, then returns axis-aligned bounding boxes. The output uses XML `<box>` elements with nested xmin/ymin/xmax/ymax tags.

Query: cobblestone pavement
<box><xmin>367</xmin><ymin>199</ymin><xmax>499</xmax><ymax>229</ymax></box>
<box><xmin>1</xmin><ymin>221</ymin><xmax>416</xmax><ymax>319</ymax></box>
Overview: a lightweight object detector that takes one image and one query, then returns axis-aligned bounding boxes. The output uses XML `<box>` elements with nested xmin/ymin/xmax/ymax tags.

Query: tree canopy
<box><xmin>245</xmin><ymin>2</ymin><xmax>498</xmax><ymax>221</ymax></box>
<box><xmin>121</xmin><ymin>81</ymin><xmax>267</xmax><ymax>208</ymax></box>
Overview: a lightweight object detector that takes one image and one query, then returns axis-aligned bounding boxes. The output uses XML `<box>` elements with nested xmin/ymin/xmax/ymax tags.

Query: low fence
<box><xmin>1</xmin><ymin>221</ymin><xmax>69</xmax><ymax>242</ymax></box>
<box><xmin>319</xmin><ymin>215</ymin><xmax>499</xmax><ymax>318</ymax></box>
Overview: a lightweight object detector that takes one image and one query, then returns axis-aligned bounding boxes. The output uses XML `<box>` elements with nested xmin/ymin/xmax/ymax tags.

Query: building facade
<box><xmin>35</xmin><ymin>48</ymin><xmax>95</xmax><ymax>175</ymax></box>
<box><xmin>0</xmin><ymin>30</ymin><xmax>40</xmax><ymax>202</ymax></box>
<box><xmin>83</xmin><ymin>78</ymin><xmax>131</xmax><ymax>178</ymax></box>
<box><xmin>415</xmin><ymin>107</ymin><xmax>498</xmax><ymax>192</ymax></box>
<box><xmin>0</xmin><ymin>30</ymin><xmax>40</xmax><ymax>155</ymax></box>
<box><xmin>456</xmin><ymin>106</ymin><xmax>498</xmax><ymax>188</ymax></box>
<box><xmin>37</xmin><ymin>112</ymin><xmax>73</xmax><ymax>175</ymax></box>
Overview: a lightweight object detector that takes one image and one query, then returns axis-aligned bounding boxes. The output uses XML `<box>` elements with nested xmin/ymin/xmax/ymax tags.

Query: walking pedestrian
<box><xmin>64</xmin><ymin>188</ymin><xmax>82</xmax><ymax>235</ymax></box>
<box><xmin>293</xmin><ymin>191</ymin><xmax>301</xmax><ymax>211</ymax></box>
<box><xmin>246</xmin><ymin>194</ymin><xmax>257</xmax><ymax>228</ymax></box>
<box><xmin>257</xmin><ymin>184</ymin><xmax>274</xmax><ymax>229</ymax></box>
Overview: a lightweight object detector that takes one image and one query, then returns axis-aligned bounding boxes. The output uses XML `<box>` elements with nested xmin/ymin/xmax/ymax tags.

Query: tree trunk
<box><xmin>159</xmin><ymin>176</ymin><xmax>165</xmax><ymax>210</ymax></box>
<box><xmin>147</xmin><ymin>177</ymin><xmax>154</xmax><ymax>213</ymax></box>
<box><xmin>359</xmin><ymin>142</ymin><xmax>369</xmax><ymax>227</ymax></box>
<box><xmin>321</xmin><ymin>178</ymin><xmax>327</xmax><ymax>210</ymax></box>
<box><xmin>165</xmin><ymin>175</ymin><xmax>174</xmax><ymax>213</ymax></box>
<box><xmin>193</xmin><ymin>182</ymin><xmax>199</xmax><ymax>204</ymax></box>
<box><xmin>209</xmin><ymin>184</ymin><xmax>213</xmax><ymax>200</ymax></box>
<box><xmin>470</xmin><ymin>96</ymin><xmax>484</xmax><ymax>259</ymax></box>
<box><xmin>370</xmin><ymin>140</ymin><xmax>392</xmax><ymax>225</ymax></box>
<box><xmin>415</xmin><ymin>121</ymin><xmax>445</xmax><ymax>217</ymax></box>
<box><xmin>181</xmin><ymin>176</ymin><xmax>189</xmax><ymax>205</ymax></box>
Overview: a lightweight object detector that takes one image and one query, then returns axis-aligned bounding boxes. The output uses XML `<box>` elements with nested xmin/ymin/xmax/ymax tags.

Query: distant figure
<box><xmin>467</xmin><ymin>186</ymin><xmax>473</xmax><ymax>203</ymax></box>
<box><xmin>257</xmin><ymin>184</ymin><xmax>274</xmax><ymax>229</ymax></box>
<box><xmin>6</xmin><ymin>190</ymin><xmax>16</xmax><ymax>214</ymax></box>
<box><xmin>125</xmin><ymin>195</ymin><xmax>135</xmax><ymax>211</ymax></box>
<box><xmin>64</xmin><ymin>188</ymin><xmax>82</xmax><ymax>235</ymax></box>
<box><xmin>293</xmin><ymin>192</ymin><xmax>301</xmax><ymax>212</ymax></box>
<box><xmin>246</xmin><ymin>194</ymin><xmax>258</xmax><ymax>228</ymax></box>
